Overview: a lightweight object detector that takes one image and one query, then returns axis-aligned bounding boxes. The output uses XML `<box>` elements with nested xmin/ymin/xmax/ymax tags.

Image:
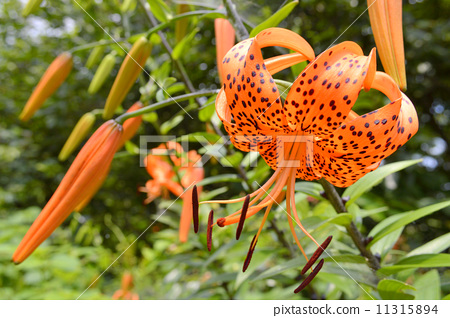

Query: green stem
<box><xmin>144</xmin><ymin>10</ymin><xmax>224</xmax><ymax>38</ymax></box>
<box><xmin>223</xmin><ymin>0</ymin><xmax>249</xmax><ymax>41</ymax></box>
<box><xmin>318</xmin><ymin>178</ymin><xmax>381</xmax><ymax>272</ymax></box>
<box><xmin>115</xmin><ymin>90</ymin><xmax>219</xmax><ymax>124</ymax></box>
<box><xmin>69</xmin><ymin>39</ymin><xmax>125</xmax><ymax>53</ymax></box>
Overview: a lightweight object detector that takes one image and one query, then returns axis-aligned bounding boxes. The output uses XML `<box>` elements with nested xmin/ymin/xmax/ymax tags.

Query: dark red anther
<box><xmin>242</xmin><ymin>235</ymin><xmax>257</xmax><ymax>272</ymax></box>
<box><xmin>217</xmin><ymin>218</ymin><xmax>226</xmax><ymax>227</ymax></box>
<box><xmin>207</xmin><ymin>210</ymin><xmax>214</xmax><ymax>251</ymax></box>
<box><xmin>236</xmin><ymin>195</ymin><xmax>250</xmax><ymax>240</ymax></box>
<box><xmin>294</xmin><ymin>259</ymin><xmax>324</xmax><ymax>293</ymax></box>
<box><xmin>301</xmin><ymin>236</ymin><xmax>332</xmax><ymax>275</ymax></box>
<box><xmin>192</xmin><ymin>185</ymin><xmax>199</xmax><ymax>233</ymax></box>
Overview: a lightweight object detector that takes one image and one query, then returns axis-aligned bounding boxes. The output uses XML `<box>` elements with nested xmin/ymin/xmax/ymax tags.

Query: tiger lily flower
<box><xmin>215</xmin><ymin>17</ymin><xmax>236</xmax><ymax>83</ymax></box>
<box><xmin>141</xmin><ymin>142</ymin><xmax>204</xmax><ymax>242</ymax></box>
<box><xmin>13</xmin><ymin>120</ymin><xmax>123</xmax><ymax>264</ymax></box>
<box><xmin>196</xmin><ymin>28</ymin><xmax>418</xmax><ymax>291</ymax></box>
<box><xmin>368</xmin><ymin>0</ymin><xmax>406</xmax><ymax>91</ymax></box>
<box><xmin>20</xmin><ymin>52</ymin><xmax>73</xmax><ymax>121</ymax></box>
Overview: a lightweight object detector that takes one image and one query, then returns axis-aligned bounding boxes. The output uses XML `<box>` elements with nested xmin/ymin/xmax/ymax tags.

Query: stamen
<box><xmin>207</xmin><ymin>210</ymin><xmax>214</xmax><ymax>251</ymax></box>
<box><xmin>294</xmin><ymin>259</ymin><xmax>324</xmax><ymax>293</ymax></box>
<box><xmin>301</xmin><ymin>236</ymin><xmax>332</xmax><ymax>275</ymax></box>
<box><xmin>243</xmin><ymin>235</ymin><xmax>257</xmax><ymax>272</ymax></box>
<box><xmin>217</xmin><ymin>217</ymin><xmax>226</xmax><ymax>227</ymax></box>
<box><xmin>192</xmin><ymin>185</ymin><xmax>199</xmax><ymax>233</ymax></box>
<box><xmin>199</xmin><ymin>168</ymin><xmax>281</xmax><ymax>205</ymax></box>
<box><xmin>236</xmin><ymin>195</ymin><xmax>250</xmax><ymax>240</ymax></box>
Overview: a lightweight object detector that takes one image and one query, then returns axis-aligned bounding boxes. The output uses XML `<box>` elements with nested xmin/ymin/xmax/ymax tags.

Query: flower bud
<box><xmin>214</xmin><ymin>18</ymin><xmax>235</xmax><ymax>83</ymax></box>
<box><xmin>103</xmin><ymin>37</ymin><xmax>152</xmax><ymax>119</ymax></box>
<box><xmin>368</xmin><ymin>0</ymin><xmax>406</xmax><ymax>91</ymax></box>
<box><xmin>88</xmin><ymin>53</ymin><xmax>116</xmax><ymax>94</ymax></box>
<box><xmin>58</xmin><ymin>112</ymin><xmax>96</xmax><ymax>161</ymax></box>
<box><xmin>117</xmin><ymin>101</ymin><xmax>144</xmax><ymax>149</ymax></box>
<box><xmin>22</xmin><ymin>0</ymin><xmax>43</xmax><ymax>17</ymax></box>
<box><xmin>175</xmin><ymin>4</ymin><xmax>191</xmax><ymax>43</ymax></box>
<box><xmin>20</xmin><ymin>52</ymin><xmax>73</xmax><ymax>122</ymax></box>
<box><xmin>12</xmin><ymin>120</ymin><xmax>123</xmax><ymax>264</ymax></box>
<box><xmin>85</xmin><ymin>46</ymin><xmax>105</xmax><ymax>69</ymax></box>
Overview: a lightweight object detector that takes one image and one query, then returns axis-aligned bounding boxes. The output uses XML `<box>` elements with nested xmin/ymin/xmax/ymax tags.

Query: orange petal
<box><xmin>20</xmin><ymin>52</ymin><xmax>73</xmax><ymax>121</ymax></box>
<box><xmin>368</xmin><ymin>0</ymin><xmax>406</xmax><ymax>91</ymax></box>
<box><xmin>314</xmin><ymin>72</ymin><xmax>418</xmax><ymax>187</ymax></box>
<box><xmin>284</xmin><ymin>41</ymin><xmax>375</xmax><ymax>136</ymax></box>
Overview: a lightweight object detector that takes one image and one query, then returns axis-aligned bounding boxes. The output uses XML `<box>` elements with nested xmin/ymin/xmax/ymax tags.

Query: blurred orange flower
<box><xmin>112</xmin><ymin>272</ymin><xmax>139</xmax><ymax>300</ymax></box>
<box><xmin>141</xmin><ymin>142</ymin><xmax>204</xmax><ymax>242</ymax></box>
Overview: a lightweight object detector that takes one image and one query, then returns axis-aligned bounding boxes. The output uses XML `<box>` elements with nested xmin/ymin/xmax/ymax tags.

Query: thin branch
<box><xmin>223</xmin><ymin>0</ymin><xmax>249</xmax><ymax>41</ymax></box>
<box><xmin>318</xmin><ymin>179</ymin><xmax>381</xmax><ymax>272</ymax></box>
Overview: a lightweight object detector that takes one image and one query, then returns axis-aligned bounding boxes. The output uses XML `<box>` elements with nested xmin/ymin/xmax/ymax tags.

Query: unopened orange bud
<box><xmin>368</xmin><ymin>0</ymin><xmax>406</xmax><ymax>91</ymax></box>
<box><xmin>58</xmin><ymin>112</ymin><xmax>96</xmax><ymax>161</ymax></box>
<box><xmin>20</xmin><ymin>52</ymin><xmax>73</xmax><ymax>121</ymax></box>
<box><xmin>117</xmin><ymin>101</ymin><xmax>143</xmax><ymax>149</ymax></box>
<box><xmin>103</xmin><ymin>37</ymin><xmax>152</xmax><ymax>119</ymax></box>
<box><xmin>214</xmin><ymin>18</ymin><xmax>235</xmax><ymax>83</ymax></box>
<box><xmin>12</xmin><ymin>120</ymin><xmax>123</xmax><ymax>264</ymax></box>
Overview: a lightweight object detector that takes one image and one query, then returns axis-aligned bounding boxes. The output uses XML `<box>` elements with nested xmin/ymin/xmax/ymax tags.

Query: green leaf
<box><xmin>414</xmin><ymin>270</ymin><xmax>441</xmax><ymax>300</ymax></box>
<box><xmin>343</xmin><ymin>159</ymin><xmax>422</xmax><ymax>206</ymax></box>
<box><xmin>198</xmin><ymin>102</ymin><xmax>216</xmax><ymax>122</ymax></box>
<box><xmin>275</xmin><ymin>79</ymin><xmax>292</xmax><ymax>100</ymax></box>
<box><xmin>197</xmin><ymin>174</ymin><xmax>241</xmax><ymax>187</ymax></box>
<box><xmin>252</xmin><ymin>257</ymin><xmax>305</xmax><ymax>281</ymax></box>
<box><xmin>160</xmin><ymin>115</ymin><xmax>184</xmax><ymax>134</ymax></box>
<box><xmin>294</xmin><ymin>181</ymin><xmax>323</xmax><ymax>199</ymax></box>
<box><xmin>368</xmin><ymin>200</ymin><xmax>450</xmax><ymax>247</ymax></box>
<box><xmin>249</xmin><ymin>1</ymin><xmax>299</xmax><ymax>37</ymax></box>
<box><xmin>172</xmin><ymin>28</ymin><xmax>199</xmax><ymax>60</ymax></box>
<box><xmin>378</xmin><ymin>254</ymin><xmax>450</xmax><ymax>275</ymax></box>
<box><xmin>323</xmin><ymin>254</ymin><xmax>366</xmax><ymax>264</ymax></box>
<box><xmin>407</xmin><ymin>232</ymin><xmax>450</xmax><ymax>257</ymax></box>
<box><xmin>147</xmin><ymin>0</ymin><xmax>172</xmax><ymax>22</ymax></box>
<box><xmin>378</xmin><ymin>279</ymin><xmax>415</xmax><ymax>300</ymax></box>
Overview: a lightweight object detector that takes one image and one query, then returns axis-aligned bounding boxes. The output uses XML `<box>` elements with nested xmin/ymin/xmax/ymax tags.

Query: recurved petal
<box><xmin>284</xmin><ymin>42</ymin><xmax>376</xmax><ymax>136</ymax></box>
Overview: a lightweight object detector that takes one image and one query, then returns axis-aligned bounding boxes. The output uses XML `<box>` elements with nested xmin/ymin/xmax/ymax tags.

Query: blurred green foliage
<box><xmin>0</xmin><ymin>0</ymin><xmax>449</xmax><ymax>299</ymax></box>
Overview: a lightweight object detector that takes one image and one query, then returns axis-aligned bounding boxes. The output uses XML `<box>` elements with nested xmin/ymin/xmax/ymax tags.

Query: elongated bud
<box><xmin>88</xmin><ymin>53</ymin><xmax>116</xmax><ymax>94</ymax></box>
<box><xmin>58</xmin><ymin>112</ymin><xmax>96</xmax><ymax>161</ymax></box>
<box><xmin>103</xmin><ymin>37</ymin><xmax>152</xmax><ymax>119</ymax></box>
<box><xmin>86</xmin><ymin>46</ymin><xmax>105</xmax><ymax>69</ymax></box>
<box><xmin>175</xmin><ymin>4</ymin><xmax>191</xmax><ymax>43</ymax></box>
<box><xmin>12</xmin><ymin>120</ymin><xmax>122</xmax><ymax>264</ymax></box>
<box><xmin>117</xmin><ymin>101</ymin><xmax>143</xmax><ymax>149</ymax></box>
<box><xmin>368</xmin><ymin>0</ymin><xmax>406</xmax><ymax>91</ymax></box>
<box><xmin>20</xmin><ymin>52</ymin><xmax>73</xmax><ymax>121</ymax></box>
<box><xmin>22</xmin><ymin>0</ymin><xmax>43</xmax><ymax>17</ymax></box>
<box><xmin>214</xmin><ymin>18</ymin><xmax>235</xmax><ymax>83</ymax></box>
